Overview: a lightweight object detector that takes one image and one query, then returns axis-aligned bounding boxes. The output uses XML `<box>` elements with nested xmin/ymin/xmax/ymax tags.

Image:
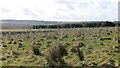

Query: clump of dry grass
<box><xmin>32</xmin><ymin>43</ymin><xmax>42</xmax><ymax>56</ymax></box>
<box><xmin>46</xmin><ymin>56</ymin><xmax>56</xmax><ymax>66</ymax></box>
<box><xmin>13</xmin><ymin>41</ymin><xmax>17</xmax><ymax>44</ymax></box>
<box><xmin>7</xmin><ymin>41</ymin><xmax>12</xmax><ymax>44</ymax></box>
<box><xmin>1</xmin><ymin>41</ymin><xmax>5</xmax><ymax>44</ymax></box>
<box><xmin>39</xmin><ymin>38</ymin><xmax>44</xmax><ymax>41</ymax></box>
<box><xmin>46</xmin><ymin>44</ymin><xmax>68</xmax><ymax>66</ymax></box>
<box><xmin>3</xmin><ymin>45</ymin><xmax>7</xmax><ymax>48</ymax></box>
<box><xmin>18</xmin><ymin>42</ymin><xmax>23</xmax><ymax>48</ymax></box>
<box><xmin>64</xmin><ymin>42</ymin><xmax>70</xmax><ymax>46</ymax></box>
<box><xmin>72</xmin><ymin>38</ymin><xmax>76</xmax><ymax>41</ymax></box>
<box><xmin>101</xmin><ymin>63</ymin><xmax>115</xmax><ymax>68</ymax></box>
<box><xmin>76</xmin><ymin>48</ymin><xmax>84</xmax><ymax>61</ymax></box>
<box><xmin>100</xmin><ymin>38</ymin><xmax>112</xmax><ymax>41</ymax></box>
<box><xmin>76</xmin><ymin>41</ymin><xmax>85</xmax><ymax>47</ymax></box>
<box><xmin>10</xmin><ymin>38</ymin><xmax>14</xmax><ymax>41</ymax></box>
<box><xmin>53</xmin><ymin>35</ymin><xmax>58</xmax><ymax>39</ymax></box>
<box><xmin>18</xmin><ymin>39</ymin><xmax>23</xmax><ymax>42</ymax></box>
<box><xmin>0</xmin><ymin>56</ymin><xmax>7</xmax><ymax>61</ymax></box>
<box><xmin>70</xmin><ymin>41</ymin><xmax>85</xmax><ymax>61</ymax></box>
<box><xmin>70</xmin><ymin>41</ymin><xmax>85</xmax><ymax>52</ymax></box>
<box><xmin>12</xmin><ymin>51</ymin><xmax>20</xmax><ymax>58</ymax></box>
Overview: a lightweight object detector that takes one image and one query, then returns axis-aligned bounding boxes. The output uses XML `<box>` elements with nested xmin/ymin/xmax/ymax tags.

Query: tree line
<box><xmin>33</xmin><ymin>21</ymin><xmax>119</xmax><ymax>29</ymax></box>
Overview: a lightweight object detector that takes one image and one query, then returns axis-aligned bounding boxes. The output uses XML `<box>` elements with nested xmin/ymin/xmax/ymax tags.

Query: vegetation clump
<box><xmin>47</xmin><ymin>44</ymin><xmax>68</xmax><ymax>66</ymax></box>
<box><xmin>32</xmin><ymin>43</ymin><xmax>42</xmax><ymax>56</ymax></box>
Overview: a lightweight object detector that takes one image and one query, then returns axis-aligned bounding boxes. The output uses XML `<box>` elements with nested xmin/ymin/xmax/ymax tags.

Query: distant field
<box><xmin>0</xmin><ymin>28</ymin><xmax>66</xmax><ymax>32</ymax></box>
<box><xmin>1</xmin><ymin>27</ymin><xmax>120</xmax><ymax>67</ymax></box>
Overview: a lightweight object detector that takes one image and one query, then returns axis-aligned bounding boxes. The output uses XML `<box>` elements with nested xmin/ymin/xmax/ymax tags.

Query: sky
<box><xmin>0</xmin><ymin>0</ymin><xmax>119</xmax><ymax>21</ymax></box>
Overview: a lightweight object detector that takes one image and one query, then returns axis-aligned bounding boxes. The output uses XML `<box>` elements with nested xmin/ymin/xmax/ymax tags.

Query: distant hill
<box><xmin>1</xmin><ymin>19</ymin><xmax>62</xmax><ymax>25</ymax></box>
<box><xmin>0</xmin><ymin>20</ymin><xmax>119</xmax><ymax>29</ymax></box>
<box><xmin>1</xmin><ymin>20</ymin><xmax>62</xmax><ymax>29</ymax></box>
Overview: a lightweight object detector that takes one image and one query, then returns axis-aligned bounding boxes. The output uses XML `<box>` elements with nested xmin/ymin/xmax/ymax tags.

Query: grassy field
<box><xmin>1</xmin><ymin>27</ymin><xmax>120</xmax><ymax>67</ymax></box>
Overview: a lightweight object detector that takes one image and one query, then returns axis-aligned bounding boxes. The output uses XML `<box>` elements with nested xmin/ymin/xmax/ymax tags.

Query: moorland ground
<box><xmin>0</xmin><ymin>27</ymin><xmax>120</xmax><ymax>66</ymax></box>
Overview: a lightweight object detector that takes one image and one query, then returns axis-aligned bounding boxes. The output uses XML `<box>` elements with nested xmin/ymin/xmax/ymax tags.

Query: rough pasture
<box><xmin>0</xmin><ymin>27</ymin><xmax>119</xmax><ymax>67</ymax></box>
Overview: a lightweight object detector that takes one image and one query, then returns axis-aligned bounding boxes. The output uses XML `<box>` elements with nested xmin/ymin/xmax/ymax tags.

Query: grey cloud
<box><xmin>55</xmin><ymin>0</ymin><xmax>75</xmax><ymax>10</ymax></box>
<box><xmin>76</xmin><ymin>1</ymin><xmax>95</xmax><ymax>9</ymax></box>
<box><xmin>22</xmin><ymin>8</ymin><xmax>39</xmax><ymax>18</ymax></box>
<box><xmin>66</xmin><ymin>3</ymin><xmax>75</xmax><ymax>10</ymax></box>
<box><xmin>99</xmin><ymin>2</ymin><xmax>114</xmax><ymax>9</ymax></box>
<box><xmin>1</xmin><ymin>7</ymin><xmax>10</xmax><ymax>13</ymax></box>
<box><xmin>55</xmin><ymin>0</ymin><xmax>74</xmax><ymax>4</ymax></box>
<box><xmin>22</xmin><ymin>8</ymin><xmax>34</xmax><ymax>15</ymax></box>
<box><xmin>53</xmin><ymin>11</ymin><xmax>80</xmax><ymax>20</ymax></box>
<box><xmin>56</xmin><ymin>0</ymin><xmax>95</xmax><ymax>12</ymax></box>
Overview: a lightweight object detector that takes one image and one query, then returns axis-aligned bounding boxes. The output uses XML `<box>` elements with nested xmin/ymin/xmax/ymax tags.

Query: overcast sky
<box><xmin>0</xmin><ymin>0</ymin><xmax>119</xmax><ymax>21</ymax></box>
